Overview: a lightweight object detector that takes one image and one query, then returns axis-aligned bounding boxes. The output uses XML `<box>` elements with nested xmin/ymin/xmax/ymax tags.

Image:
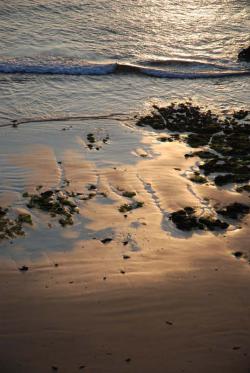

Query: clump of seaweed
<box><xmin>169</xmin><ymin>207</ymin><xmax>229</xmax><ymax>232</ymax></box>
<box><xmin>25</xmin><ymin>189</ymin><xmax>79</xmax><ymax>227</ymax></box>
<box><xmin>189</xmin><ymin>172</ymin><xmax>207</xmax><ymax>184</ymax></box>
<box><xmin>119</xmin><ymin>201</ymin><xmax>144</xmax><ymax>213</ymax></box>
<box><xmin>236</xmin><ymin>185</ymin><xmax>250</xmax><ymax>193</ymax></box>
<box><xmin>86</xmin><ymin>132</ymin><xmax>109</xmax><ymax>150</ymax></box>
<box><xmin>122</xmin><ymin>191</ymin><xmax>136</xmax><ymax>198</ymax></box>
<box><xmin>0</xmin><ymin>207</ymin><xmax>26</xmax><ymax>240</ymax></box>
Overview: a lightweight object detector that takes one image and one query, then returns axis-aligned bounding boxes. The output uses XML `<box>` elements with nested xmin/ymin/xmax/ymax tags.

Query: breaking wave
<box><xmin>0</xmin><ymin>59</ymin><xmax>249</xmax><ymax>79</ymax></box>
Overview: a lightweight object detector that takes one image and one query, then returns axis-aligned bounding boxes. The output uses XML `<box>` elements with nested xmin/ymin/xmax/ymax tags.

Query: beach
<box><xmin>0</xmin><ymin>0</ymin><xmax>250</xmax><ymax>371</ymax></box>
<box><xmin>0</xmin><ymin>109</ymin><xmax>250</xmax><ymax>372</ymax></box>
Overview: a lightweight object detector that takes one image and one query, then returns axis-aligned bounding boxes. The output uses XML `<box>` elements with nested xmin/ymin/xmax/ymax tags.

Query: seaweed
<box><xmin>169</xmin><ymin>207</ymin><xmax>228</xmax><ymax>231</ymax></box>
<box><xmin>25</xmin><ymin>189</ymin><xmax>79</xmax><ymax>227</ymax></box>
<box><xmin>135</xmin><ymin>101</ymin><xmax>250</xmax><ymax>187</ymax></box>
<box><xmin>216</xmin><ymin>203</ymin><xmax>250</xmax><ymax>220</ymax></box>
<box><xmin>119</xmin><ymin>201</ymin><xmax>144</xmax><ymax>213</ymax></box>
<box><xmin>189</xmin><ymin>172</ymin><xmax>207</xmax><ymax>184</ymax></box>
<box><xmin>122</xmin><ymin>191</ymin><xmax>136</xmax><ymax>198</ymax></box>
<box><xmin>0</xmin><ymin>207</ymin><xmax>25</xmax><ymax>240</ymax></box>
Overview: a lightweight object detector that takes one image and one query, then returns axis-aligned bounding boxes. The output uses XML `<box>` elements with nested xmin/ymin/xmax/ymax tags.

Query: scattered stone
<box><xmin>122</xmin><ymin>191</ymin><xmax>136</xmax><ymax>198</ymax></box>
<box><xmin>123</xmin><ymin>255</ymin><xmax>130</xmax><ymax>260</ymax></box>
<box><xmin>101</xmin><ymin>238</ymin><xmax>113</xmax><ymax>244</ymax></box>
<box><xmin>120</xmin><ymin>270</ymin><xmax>126</xmax><ymax>274</ymax></box>
<box><xmin>87</xmin><ymin>133</ymin><xmax>95</xmax><ymax>143</ymax></box>
<box><xmin>88</xmin><ymin>184</ymin><xmax>97</xmax><ymax>191</ymax></box>
<box><xmin>19</xmin><ymin>265</ymin><xmax>29</xmax><ymax>272</ymax></box>
<box><xmin>165</xmin><ymin>321</ymin><xmax>173</xmax><ymax>325</ymax></box>
<box><xmin>123</xmin><ymin>240</ymin><xmax>129</xmax><ymax>245</ymax></box>
<box><xmin>157</xmin><ymin>136</ymin><xmax>170</xmax><ymax>142</ymax></box>
<box><xmin>125</xmin><ymin>358</ymin><xmax>131</xmax><ymax>363</ymax></box>
<box><xmin>233</xmin><ymin>251</ymin><xmax>243</xmax><ymax>259</ymax></box>
<box><xmin>232</xmin><ymin>346</ymin><xmax>241</xmax><ymax>350</ymax></box>
<box><xmin>17</xmin><ymin>213</ymin><xmax>33</xmax><ymax>225</ymax></box>
<box><xmin>51</xmin><ymin>367</ymin><xmax>58</xmax><ymax>371</ymax></box>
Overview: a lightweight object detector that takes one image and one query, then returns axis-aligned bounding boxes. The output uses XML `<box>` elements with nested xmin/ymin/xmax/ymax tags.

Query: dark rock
<box><xmin>101</xmin><ymin>238</ymin><xmax>113</xmax><ymax>244</ymax></box>
<box><xmin>170</xmin><ymin>207</ymin><xmax>228</xmax><ymax>231</ymax></box>
<box><xmin>19</xmin><ymin>265</ymin><xmax>29</xmax><ymax>272</ymax></box>
<box><xmin>165</xmin><ymin>321</ymin><xmax>173</xmax><ymax>325</ymax></box>
<box><xmin>17</xmin><ymin>213</ymin><xmax>33</xmax><ymax>225</ymax></box>
<box><xmin>122</xmin><ymin>191</ymin><xmax>136</xmax><ymax>198</ymax></box>
<box><xmin>189</xmin><ymin>172</ymin><xmax>207</xmax><ymax>184</ymax></box>
<box><xmin>233</xmin><ymin>110</ymin><xmax>248</xmax><ymax>120</ymax></box>
<box><xmin>233</xmin><ymin>251</ymin><xmax>243</xmax><ymax>259</ymax></box>
<box><xmin>214</xmin><ymin>174</ymin><xmax>250</xmax><ymax>186</ymax></box>
<box><xmin>216</xmin><ymin>203</ymin><xmax>250</xmax><ymax>220</ymax></box>
<box><xmin>123</xmin><ymin>255</ymin><xmax>130</xmax><ymax>260</ymax></box>
<box><xmin>238</xmin><ymin>46</ymin><xmax>250</xmax><ymax>62</ymax></box>
<box><xmin>236</xmin><ymin>185</ymin><xmax>250</xmax><ymax>193</ymax></box>
<box><xmin>26</xmin><ymin>189</ymin><xmax>79</xmax><ymax>226</ymax></box>
<box><xmin>119</xmin><ymin>201</ymin><xmax>144</xmax><ymax>213</ymax></box>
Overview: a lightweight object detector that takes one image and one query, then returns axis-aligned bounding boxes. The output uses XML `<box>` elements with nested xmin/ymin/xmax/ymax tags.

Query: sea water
<box><xmin>0</xmin><ymin>0</ymin><xmax>249</xmax><ymax>126</ymax></box>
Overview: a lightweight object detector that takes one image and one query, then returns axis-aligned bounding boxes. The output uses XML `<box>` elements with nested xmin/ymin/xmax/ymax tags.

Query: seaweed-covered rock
<box><xmin>236</xmin><ymin>185</ymin><xmax>250</xmax><ymax>193</ymax></box>
<box><xmin>189</xmin><ymin>172</ymin><xmax>207</xmax><ymax>184</ymax></box>
<box><xmin>136</xmin><ymin>101</ymin><xmax>249</xmax><ymax>187</ymax></box>
<box><xmin>25</xmin><ymin>189</ymin><xmax>79</xmax><ymax>227</ymax></box>
<box><xmin>0</xmin><ymin>207</ymin><xmax>25</xmax><ymax>240</ymax></box>
<box><xmin>119</xmin><ymin>201</ymin><xmax>144</xmax><ymax>213</ymax></box>
<box><xmin>214</xmin><ymin>174</ymin><xmax>250</xmax><ymax>186</ymax></box>
<box><xmin>169</xmin><ymin>207</ymin><xmax>228</xmax><ymax>231</ymax></box>
<box><xmin>216</xmin><ymin>203</ymin><xmax>250</xmax><ymax>220</ymax></box>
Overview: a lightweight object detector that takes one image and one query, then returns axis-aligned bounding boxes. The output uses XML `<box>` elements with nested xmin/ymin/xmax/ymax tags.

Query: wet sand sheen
<box><xmin>0</xmin><ymin>117</ymin><xmax>249</xmax><ymax>372</ymax></box>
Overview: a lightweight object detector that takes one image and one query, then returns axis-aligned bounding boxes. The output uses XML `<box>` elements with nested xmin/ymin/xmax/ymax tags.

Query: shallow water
<box><xmin>0</xmin><ymin>0</ymin><xmax>249</xmax><ymax>125</ymax></box>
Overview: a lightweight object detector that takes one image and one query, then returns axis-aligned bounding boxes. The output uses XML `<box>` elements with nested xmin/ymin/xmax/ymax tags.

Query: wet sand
<box><xmin>0</xmin><ymin>117</ymin><xmax>249</xmax><ymax>372</ymax></box>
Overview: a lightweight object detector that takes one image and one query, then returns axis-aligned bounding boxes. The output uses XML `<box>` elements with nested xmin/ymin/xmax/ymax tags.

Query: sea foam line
<box><xmin>0</xmin><ymin>61</ymin><xmax>249</xmax><ymax>79</ymax></box>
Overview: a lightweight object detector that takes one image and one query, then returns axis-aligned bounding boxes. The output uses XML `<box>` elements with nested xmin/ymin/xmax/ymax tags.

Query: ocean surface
<box><xmin>0</xmin><ymin>0</ymin><xmax>249</xmax><ymax>126</ymax></box>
